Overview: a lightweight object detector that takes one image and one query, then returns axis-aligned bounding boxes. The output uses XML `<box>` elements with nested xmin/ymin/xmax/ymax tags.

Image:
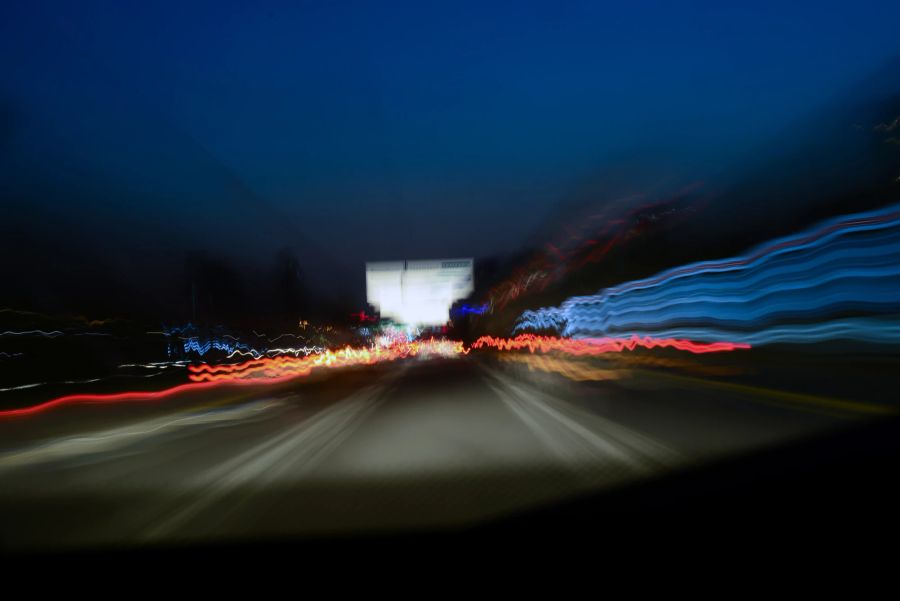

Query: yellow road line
<box><xmin>635</xmin><ymin>369</ymin><xmax>897</xmax><ymax>417</ymax></box>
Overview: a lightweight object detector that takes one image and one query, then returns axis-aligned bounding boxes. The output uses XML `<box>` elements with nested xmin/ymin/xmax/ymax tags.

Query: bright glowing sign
<box><xmin>366</xmin><ymin>258</ymin><xmax>474</xmax><ymax>326</ymax></box>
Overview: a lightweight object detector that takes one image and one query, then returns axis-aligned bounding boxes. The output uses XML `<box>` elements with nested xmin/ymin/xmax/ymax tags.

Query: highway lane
<box><xmin>0</xmin><ymin>355</ymin><xmax>851</xmax><ymax>550</ymax></box>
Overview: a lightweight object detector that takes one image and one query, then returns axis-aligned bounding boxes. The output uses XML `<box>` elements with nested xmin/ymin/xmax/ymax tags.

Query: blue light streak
<box><xmin>515</xmin><ymin>203</ymin><xmax>900</xmax><ymax>346</ymax></box>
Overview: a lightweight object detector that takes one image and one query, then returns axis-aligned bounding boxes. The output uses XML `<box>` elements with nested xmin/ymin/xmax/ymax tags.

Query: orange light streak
<box><xmin>0</xmin><ymin>336</ymin><xmax>744</xmax><ymax>418</ymax></box>
<box><xmin>471</xmin><ymin>333</ymin><xmax>750</xmax><ymax>354</ymax></box>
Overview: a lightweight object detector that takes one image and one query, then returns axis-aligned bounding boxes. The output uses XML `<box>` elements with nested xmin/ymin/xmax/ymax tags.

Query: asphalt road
<box><xmin>0</xmin><ymin>354</ymin><xmax>862</xmax><ymax>551</ymax></box>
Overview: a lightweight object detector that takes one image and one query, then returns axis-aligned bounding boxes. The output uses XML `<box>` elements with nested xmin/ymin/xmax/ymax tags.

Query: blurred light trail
<box><xmin>265</xmin><ymin>333</ymin><xmax>310</xmax><ymax>343</ymax></box>
<box><xmin>0</xmin><ymin>378</ymin><xmax>102</xmax><ymax>393</ymax></box>
<box><xmin>0</xmin><ymin>308</ymin><xmax>124</xmax><ymax>327</ymax></box>
<box><xmin>0</xmin><ymin>330</ymin><xmax>64</xmax><ymax>337</ymax></box>
<box><xmin>224</xmin><ymin>346</ymin><xmax>325</xmax><ymax>359</ymax></box>
<box><xmin>226</xmin><ymin>349</ymin><xmax>261</xmax><ymax>359</ymax></box>
<box><xmin>265</xmin><ymin>346</ymin><xmax>326</xmax><ymax>356</ymax></box>
<box><xmin>516</xmin><ymin>202</ymin><xmax>900</xmax><ymax>344</ymax></box>
<box><xmin>0</xmin><ymin>334</ymin><xmax>743</xmax><ymax>418</ymax></box>
<box><xmin>0</xmin><ymin>381</ymin><xmax>237</xmax><ymax>418</ymax></box>
<box><xmin>153</xmin><ymin>325</ymin><xmax>324</xmax><ymax>360</ymax></box>
<box><xmin>153</xmin><ymin>324</ymin><xmax>198</xmax><ymax>336</ymax></box>
<box><xmin>498</xmin><ymin>353</ymin><xmax>629</xmax><ymax>381</ymax></box>
<box><xmin>596</xmin><ymin>353</ymin><xmax>746</xmax><ymax>376</ymax></box>
<box><xmin>472</xmin><ymin>334</ymin><xmax>749</xmax><ymax>355</ymax></box>
<box><xmin>0</xmin><ymin>383</ymin><xmax>42</xmax><ymax>392</ymax></box>
<box><xmin>0</xmin><ymin>371</ymin><xmax>176</xmax><ymax>394</ymax></box>
<box><xmin>563</xmin><ymin>317</ymin><xmax>900</xmax><ymax>346</ymax></box>
<box><xmin>0</xmin><ymin>339</ymin><xmax>465</xmax><ymax>418</ymax></box>
<box><xmin>118</xmin><ymin>361</ymin><xmax>190</xmax><ymax>369</ymax></box>
<box><xmin>188</xmin><ymin>339</ymin><xmax>467</xmax><ymax>383</ymax></box>
<box><xmin>183</xmin><ymin>336</ymin><xmax>260</xmax><ymax>358</ymax></box>
<box><xmin>485</xmin><ymin>194</ymin><xmax>696</xmax><ymax>310</ymax></box>
<box><xmin>351</xmin><ymin>311</ymin><xmax>378</xmax><ymax>323</ymax></box>
<box><xmin>453</xmin><ymin>303</ymin><xmax>489</xmax><ymax>317</ymax></box>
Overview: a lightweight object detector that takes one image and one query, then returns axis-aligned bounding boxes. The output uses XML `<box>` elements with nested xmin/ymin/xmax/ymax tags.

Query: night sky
<box><xmin>2</xmin><ymin>0</ymin><xmax>899</xmax><ymax>318</ymax></box>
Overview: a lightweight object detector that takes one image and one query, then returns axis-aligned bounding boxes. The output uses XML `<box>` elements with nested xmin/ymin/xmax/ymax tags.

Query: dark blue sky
<box><xmin>2</xmin><ymin>0</ymin><xmax>899</xmax><ymax>310</ymax></box>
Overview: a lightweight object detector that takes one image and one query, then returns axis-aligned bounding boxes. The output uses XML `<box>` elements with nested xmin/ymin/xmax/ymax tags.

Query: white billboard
<box><xmin>366</xmin><ymin>259</ymin><xmax>474</xmax><ymax>327</ymax></box>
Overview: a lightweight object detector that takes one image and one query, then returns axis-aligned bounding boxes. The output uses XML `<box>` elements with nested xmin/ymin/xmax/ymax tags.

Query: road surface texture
<box><xmin>0</xmin><ymin>354</ymin><xmax>877</xmax><ymax>551</ymax></box>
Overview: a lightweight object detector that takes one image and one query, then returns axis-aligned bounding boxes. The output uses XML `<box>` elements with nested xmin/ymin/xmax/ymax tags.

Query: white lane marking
<box><xmin>0</xmin><ymin>400</ymin><xmax>281</xmax><ymax>470</ymax></box>
<box><xmin>482</xmin><ymin>364</ymin><xmax>681</xmax><ymax>473</ymax></box>
<box><xmin>488</xmin><ymin>383</ymin><xmax>586</xmax><ymax>464</ymax></box>
<box><xmin>205</xmin><ymin>385</ymin><xmax>387</xmax><ymax>488</ymax></box>
<box><xmin>507</xmin><ymin>377</ymin><xmax>679</xmax><ymax>464</ymax></box>
<box><xmin>141</xmin><ymin>381</ymin><xmax>393</xmax><ymax>540</ymax></box>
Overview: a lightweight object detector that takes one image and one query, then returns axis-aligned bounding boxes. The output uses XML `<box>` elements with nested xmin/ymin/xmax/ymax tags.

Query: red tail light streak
<box><xmin>0</xmin><ymin>336</ymin><xmax>747</xmax><ymax>418</ymax></box>
<box><xmin>471</xmin><ymin>334</ymin><xmax>751</xmax><ymax>354</ymax></box>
